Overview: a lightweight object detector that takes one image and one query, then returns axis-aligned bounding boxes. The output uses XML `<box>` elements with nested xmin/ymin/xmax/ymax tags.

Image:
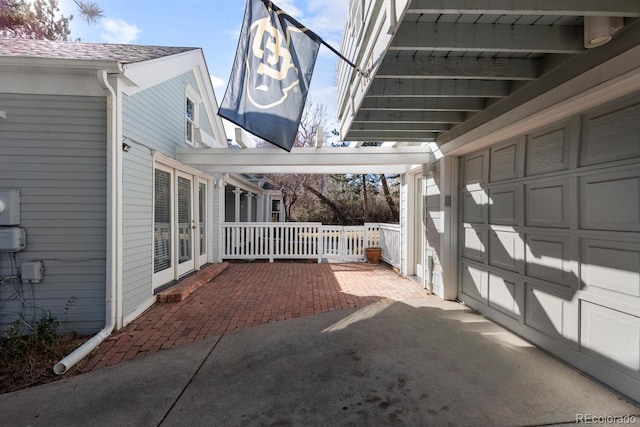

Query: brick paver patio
<box><xmin>81</xmin><ymin>262</ymin><xmax>429</xmax><ymax>372</ymax></box>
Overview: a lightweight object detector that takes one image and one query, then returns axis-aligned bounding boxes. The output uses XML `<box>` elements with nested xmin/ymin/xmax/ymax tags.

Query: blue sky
<box><xmin>61</xmin><ymin>0</ymin><xmax>348</xmax><ymax>141</ymax></box>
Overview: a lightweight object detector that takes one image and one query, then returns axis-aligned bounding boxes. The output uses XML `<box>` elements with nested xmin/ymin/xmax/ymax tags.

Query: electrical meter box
<box><xmin>0</xmin><ymin>190</ymin><xmax>20</xmax><ymax>225</ymax></box>
<box><xmin>22</xmin><ymin>261</ymin><xmax>43</xmax><ymax>283</ymax></box>
<box><xmin>0</xmin><ymin>227</ymin><xmax>26</xmax><ymax>252</ymax></box>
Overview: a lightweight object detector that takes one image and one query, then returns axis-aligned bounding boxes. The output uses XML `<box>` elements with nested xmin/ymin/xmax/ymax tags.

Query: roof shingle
<box><xmin>0</xmin><ymin>38</ymin><xmax>198</xmax><ymax>64</ymax></box>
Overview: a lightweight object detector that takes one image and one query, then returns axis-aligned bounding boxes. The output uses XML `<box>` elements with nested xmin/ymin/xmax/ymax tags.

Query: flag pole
<box><xmin>262</xmin><ymin>0</ymin><xmax>369</xmax><ymax>78</ymax></box>
<box><xmin>318</xmin><ymin>38</ymin><xmax>369</xmax><ymax>78</ymax></box>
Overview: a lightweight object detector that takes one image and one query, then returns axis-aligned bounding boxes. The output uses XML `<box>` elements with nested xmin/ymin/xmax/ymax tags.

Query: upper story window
<box><xmin>185</xmin><ymin>86</ymin><xmax>201</xmax><ymax>146</ymax></box>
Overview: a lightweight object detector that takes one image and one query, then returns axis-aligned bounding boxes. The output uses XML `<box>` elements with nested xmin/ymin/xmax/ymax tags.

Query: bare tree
<box><xmin>380</xmin><ymin>174</ymin><xmax>399</xmax><ymax>222</ymax></box>
<box><xmin>303</xmin><ymin>183</ymin><xmax>347</xmax><ymax>225</ymax></box>
<box><xmin>1</xmin><ymin>0</ymin><xmax>103</xmax><ymax>40</ymax></box>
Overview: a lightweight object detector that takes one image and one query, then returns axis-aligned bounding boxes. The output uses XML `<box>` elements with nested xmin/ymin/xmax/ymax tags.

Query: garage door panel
<box><xmin>525</xmin><ymin>179</ymin><xmax>570</xmax><ymax>228</ymax></box>
<box><xmin>488</xmin><ymin>273</ymin><xmax>523</xmax><ymax>320</ymax></box>
<box><xmin>525</xmin><ymin>285</ymin><xmax>578</xmax><ymax>344</ymax></box>
<box><xmin>525</xmin><ymin>234</ymin><xmax>577</xmax><ymax>288</ymax></box>
<box><xmin>489</xmin><ymin>185</ymin><xmax>522</xmax><ymax>226</ymax></box>
<box><xmin>581</xmin><ymin>100</ymin><xmax>640</xmax><ymax>166</ymax></box>
<box><xmin>461</xmin><ymin>226</ymin><xmax>487</xmax><ymax>263</ymax></box>
<box><xmin>581</xmin><ymin>239</ymin><xmax>640</xmax><ymax>298</ymax></box>
<box><xmin>580</xmin><ymin>170</ymin><xmax>640</xmax><ymax>232</ymax></box>
<box><xmin>461</xmin><ymin>263</ymin><xmax>487</xmax><ymax>303</ymax></box>
<box><xmin>490</xmin><ymin>139</ymin><xmax>521</xmax><ymax>182</ymax></box>
<box><xmin>526</xmin><ymin>122</ymin><xmax>572</xmax><ymax>176</ymax></box>
<box><xmin>489</xmin><ymin>230</ymin><xmax>524</xmax><ymax>273</ymax></box>
<box><xmin>462</xmin><ymin>190</ymin><xmax>487</xmax><ymax>223</ymax></box>
<box><xmin>581</xmin><ymin>301</ymin><xmax>640</xmax><ymax>376</ymax></box>
<box><xmin>462</xmin><ymin>151</ymin><xmax>488</xmax><ymax>186</ymax></box>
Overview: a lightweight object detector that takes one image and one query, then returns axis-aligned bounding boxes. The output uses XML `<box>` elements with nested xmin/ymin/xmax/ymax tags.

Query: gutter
<box><xmin>54</xmin><ymin>69</ymin><xmax>121</xmax><ymax>374</ymax></box>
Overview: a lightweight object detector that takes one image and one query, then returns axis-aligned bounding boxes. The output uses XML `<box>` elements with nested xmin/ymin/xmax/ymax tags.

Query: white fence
<box><xmin>379</xmin><ymin>223</ymin><xmax>401</xmax><ymax>269</ymax></box>
<box><xmin>220</xmin><ymin>222</ymin><xmax>397</xmax><ymax>263</ymax></box>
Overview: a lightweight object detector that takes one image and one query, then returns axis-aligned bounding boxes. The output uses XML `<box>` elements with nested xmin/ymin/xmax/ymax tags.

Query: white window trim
<box><xmin>185</xmin><ymin>85</ymin><xmax>202</xmax><ymax>146</ymax></box>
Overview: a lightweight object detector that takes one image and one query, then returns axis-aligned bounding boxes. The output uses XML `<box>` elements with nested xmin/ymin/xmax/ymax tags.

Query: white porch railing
<box><xmin>220</xmin><ymin>222</ymin><xmax>396</xmax><ymax>263</ymax></box>
<box><xmin>379</xmin><ymin>223</ymin><xmax>401</xmax><ymax>269</ymax></box>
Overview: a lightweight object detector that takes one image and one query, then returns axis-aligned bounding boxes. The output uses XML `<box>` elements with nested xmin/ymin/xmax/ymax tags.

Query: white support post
<box><xmin>268</xmin><ymin>225</ymin><xmax>274</xmax><ymax>263</ymax></box>
<box><xmin>257</xmin><ymin>194</ymin><xmax>265</xmax><ymax>222</ymax></box>
<box><xmin>233</xmin><ymin>187</ymin><xmax>242</xmax><ymax>222</ymax></box>
<box><xmin>440</xmin><ymin>155</ymin><xmax>458</xmax><ymax>301</ymax></box>
<box><xmin>317</xmin><ymin>224</ymin><xmax>323</xmax><ymax>263</ymax></box>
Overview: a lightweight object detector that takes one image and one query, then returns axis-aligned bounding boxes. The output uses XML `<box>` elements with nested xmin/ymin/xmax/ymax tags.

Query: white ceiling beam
<box><xmin>351</xmin><ymin>122</ymin><xmax>450</xmax><ymax>132</ymax></box>
<box><xmin>368</xmin><ymin>79</ymin><xmax>509</xmax><ymax>97</ymax></box>
<box><xmin>344</xmin><ymin>131</ymin><xmax>439</xmax><ymax>142</ymax></box>
<box><xmin>377</xmin><ymin>56</ymin><xmax>540</xmax><ymax>80</ymax></box>
<box><xmin>197</xmin><ymin>164</ymin><xmax>415</xmax><ymax>174</ymax></box>
<box><xmin>177</xmin><ymin>146</ymin><xmax>431</xmax><ymax>174</ymax></box>
<box><xmin>360</xmin><ymin>97</ymin><xmax>486</xmax><ymax>111</ymax></box>
<box><xmin>406</xmin><ymin>0</ymin><xmax>640</xmax><ymax>17</ymax></box>
<box><xmin>353</xmin><ymin>110</ymin><xmax>465</xmax><ymax>123</ymax></box>
<box><xmin>391</xmin><ymin>23</ymin><xmax>584</xmax><ymax>54</ymax></box>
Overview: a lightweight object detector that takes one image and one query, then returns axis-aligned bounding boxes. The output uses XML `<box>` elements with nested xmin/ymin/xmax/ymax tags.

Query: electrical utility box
<box><xmin>22</xmin><ymin>261</ymin><xmax>44</xmax><ymax>283</ymax></box>
<box><xmin>0</xmin><ymin>227</ymin><xmax>26</xmax><ymax>252</ymax></box>
<box><xmin>0</xmin><ymin>189</ymin><xmax>20</xmax><ymax>225</ymax></box>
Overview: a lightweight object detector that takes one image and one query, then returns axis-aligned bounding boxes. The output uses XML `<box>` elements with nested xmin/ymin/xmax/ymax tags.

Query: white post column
<box><xmin>257</xmin><ymin>194</ymin><xmax>265</xmax><ymax>222</ymax></box>
<box><xmin>233</xmin><ymin>187</ymin><xmax>242</xmax><ymax>222</ymax></box>
<box><xmin>247</xmin><ymin>192</ymin><xmax>253</xmax><ymax>222</ymax></box>
<box><xmin>440</xmin><ymin>155</ymin><xmax>458</xmax><ymax>301</ymax></box>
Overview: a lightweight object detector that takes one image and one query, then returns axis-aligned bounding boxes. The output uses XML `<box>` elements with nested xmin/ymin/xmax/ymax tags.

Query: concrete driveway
<box><xmin>2</xmin><ymin>296</ymin><xmax>638</xmax><ymax>426</ymax></box>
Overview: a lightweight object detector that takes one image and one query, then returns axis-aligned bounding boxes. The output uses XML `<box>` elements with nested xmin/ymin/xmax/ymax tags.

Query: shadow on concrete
<box><xmin>4</xmin><ymin>297</ymin><xmax>636</xmax><ymax>426</ymax></box>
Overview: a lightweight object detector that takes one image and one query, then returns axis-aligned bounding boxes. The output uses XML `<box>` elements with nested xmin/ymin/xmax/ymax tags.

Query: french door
<box><xmin>153</xmin><ymin>163</ymin><xmax>209</xmax><ymax>289</ymax></box>
<box><xmin>176</xmin><ymin>172</ymin><xmax>194</xmax><ymax>277</ymax></box>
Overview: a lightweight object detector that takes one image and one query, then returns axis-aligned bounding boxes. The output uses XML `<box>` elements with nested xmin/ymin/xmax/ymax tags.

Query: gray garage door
<box><xmin>458</xmin><ymin>94</ymin><xmax>640</xmax><ymax>402</ymax></box>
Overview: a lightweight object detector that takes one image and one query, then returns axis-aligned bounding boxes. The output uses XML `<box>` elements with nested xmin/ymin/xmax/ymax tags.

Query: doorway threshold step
<box><xmin>156</xmin><ymin>262</ymin><xmax>229</xmax><ymax>303</ymax></box>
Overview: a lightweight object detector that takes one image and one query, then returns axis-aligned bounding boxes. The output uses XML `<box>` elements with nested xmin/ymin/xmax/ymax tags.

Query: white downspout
<box><xmin>54</xmin><ymin>69</ymin><xmax>121</xmax><ymax>374</ymax></box>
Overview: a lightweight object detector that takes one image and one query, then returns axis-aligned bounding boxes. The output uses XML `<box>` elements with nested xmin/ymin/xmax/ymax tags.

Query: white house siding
<box><xmin>198</xmin><ymin>104</ymin><xmax>214</xmax><ymax>137</ymax></box>
<box><xmin>121</xmin><ymin>144</ymin><xmax>153</xmax><ymax>321</ymax></box>
<box><xmin>0</xmin><ymin>93</ymin><xmax>107</xmax><ymax>334</ymax></box>
<box><xmin>120</xmin><ymin>71</ymin><xmax>217</xmax><ymax>320</ymax></box>
<box><xmin>457</xmin><ymin>93</ymin><xmax>640</xmax><ymax>402</ymax></box>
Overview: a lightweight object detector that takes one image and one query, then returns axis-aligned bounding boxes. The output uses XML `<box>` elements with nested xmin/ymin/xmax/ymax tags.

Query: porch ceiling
<box><xmin>337</xmin><ymin>0</ymin><xmax>640</xmax><ymax>153</ymax></box>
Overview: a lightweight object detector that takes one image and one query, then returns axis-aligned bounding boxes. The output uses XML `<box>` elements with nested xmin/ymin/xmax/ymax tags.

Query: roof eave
<box><xmin>0</xmin><ymin>56</ymin><xmax>123</xmax><ymax>73</ymax></box>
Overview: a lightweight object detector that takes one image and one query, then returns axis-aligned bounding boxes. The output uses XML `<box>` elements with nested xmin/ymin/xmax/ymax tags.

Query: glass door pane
<box><xmin>199</xmin><ymin>181</ymin><xmax>206</xmax><ymax>257</ymax></box>
<box><xmin>177</xmin><ymin>175</ymin><xmax>193</xmax><ymax>274</ymax></box>
<box><xmin>154</xmin><ymin>169</ymin><xmax>172</xmax><ymax>273</ymax></box>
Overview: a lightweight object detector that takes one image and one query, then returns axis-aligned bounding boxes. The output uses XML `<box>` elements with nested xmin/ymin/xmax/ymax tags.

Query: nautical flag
<box><xmin>218</xmin><ymin>0</ymin><xmax>321</xmax><ymax>152</ymax></box>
